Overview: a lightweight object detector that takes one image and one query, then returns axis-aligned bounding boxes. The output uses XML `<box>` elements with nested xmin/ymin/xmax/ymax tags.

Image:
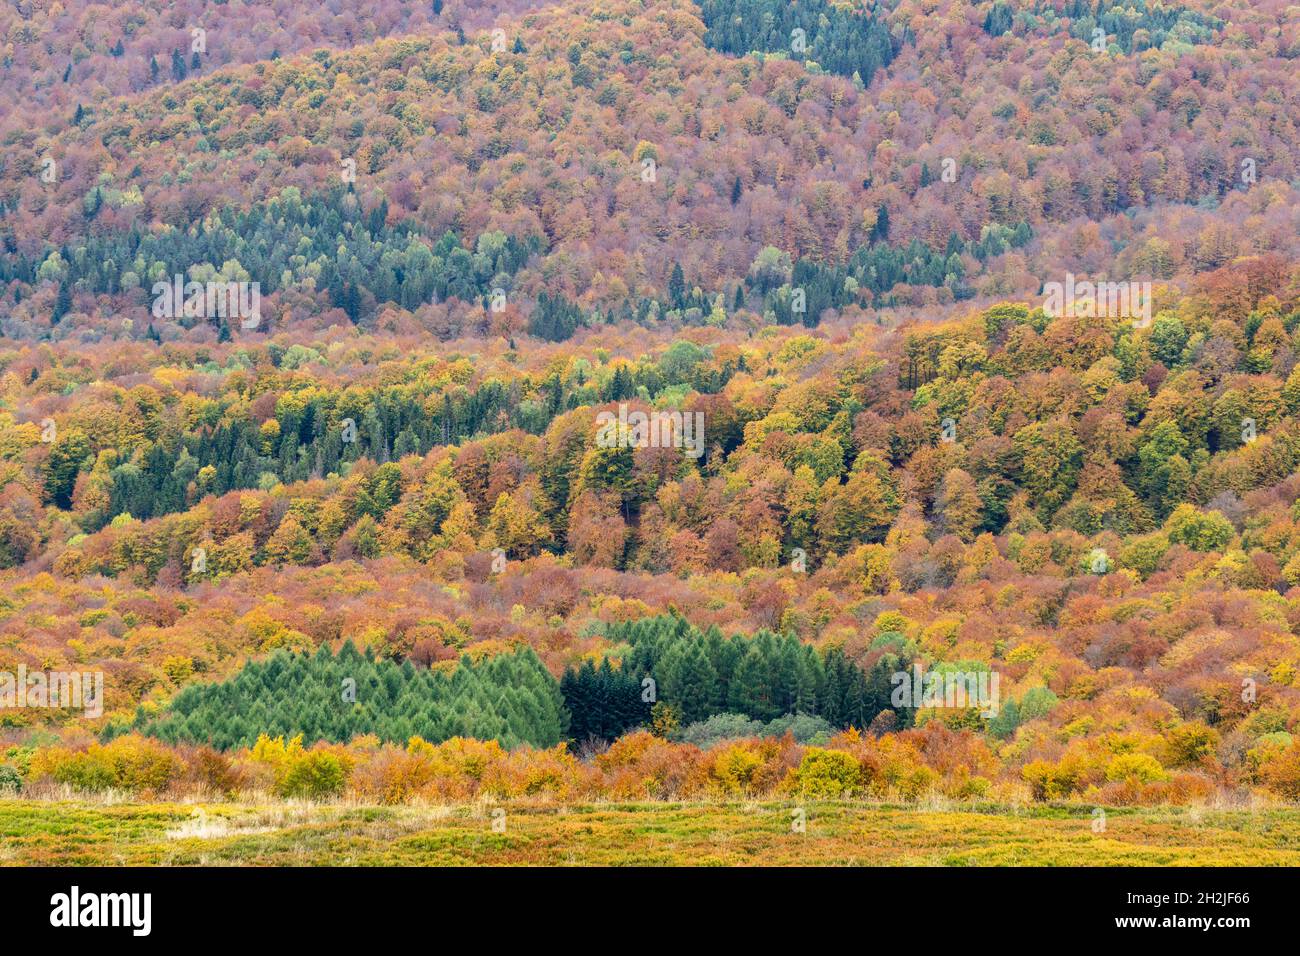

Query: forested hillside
<box><xmin>3</xmin><ymin>0</ymin><xmax>1297</xmax><ymax>338</ymax></box>
<box><xmin>3</xmin><ymin>0</ymin><xmax>1300</xmax><ymax>811</ymax></box>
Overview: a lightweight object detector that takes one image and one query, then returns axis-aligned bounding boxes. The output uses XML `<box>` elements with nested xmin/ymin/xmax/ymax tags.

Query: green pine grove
<box><xmin>699</xmin><ymin>0</ymin><xmax>902</xmax><ymax>86</ymax></box>
<box><xmin>108</xmin><ymin>616</ymin><xmax>909</xmax><ymax>752</ymax></box>
<box><xmin>113</xmin><ymin>642</ymin><xmax>570</xmax><ymax>750</ymax></box>
<box><xmin>563</xmin><ymin>615</ymin><xmax>912</xmax><ymax>741</ymax></box>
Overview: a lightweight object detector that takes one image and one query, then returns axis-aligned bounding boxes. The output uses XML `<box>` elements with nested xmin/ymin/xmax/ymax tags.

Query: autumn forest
<box><xmin>1</xmin><ymin>0</ymin><xmax>1300</xmax><ymax>871</ymax></box>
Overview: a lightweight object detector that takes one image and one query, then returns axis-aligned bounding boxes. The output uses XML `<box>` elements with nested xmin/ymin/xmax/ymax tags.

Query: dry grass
<box><xmin>3</xmin><ymin>797</ymin><xmax>1300</xmax><ymax>865</ymax></box>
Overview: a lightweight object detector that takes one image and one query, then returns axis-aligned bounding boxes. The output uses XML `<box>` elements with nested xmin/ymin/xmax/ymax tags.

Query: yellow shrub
<box><xmin>785</xmin><ymin>748</ymin><xmax>861</xmax><ymax>799</ymax></box>
<box><xmin>709</xmin><ymin>743</ymin><xmax>764</xmax><ymax>795</ymax></box>
<box><xmin>1105</xmin><ymin>752</ymin><xmax>1168</xmax><ymax>785</ymax></box>
<box><xmin>30</xmin><ymin>735</ymin><xmax>182</xmax><ymax>794</ymax></box>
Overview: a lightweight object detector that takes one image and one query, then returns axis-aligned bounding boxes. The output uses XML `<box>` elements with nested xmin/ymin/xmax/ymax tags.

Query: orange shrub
<box><xmin>184</xmin><ymin>747</ymin><xmax>247</xmax><ymax>798</ymax></box>
<box><xmin>350</xmin><ymin>746</ymin><xmax>439</xmax><ymax>804</ymax></box>
<box><xmin>1257</xmin><ymin>741</ymin><xmax>1300</xmax><ymax>800</ymax></box>
<box><xmin>595</xmin><ymin>731</ymin><xmax>708</xmax><ymax>799</ymax></box>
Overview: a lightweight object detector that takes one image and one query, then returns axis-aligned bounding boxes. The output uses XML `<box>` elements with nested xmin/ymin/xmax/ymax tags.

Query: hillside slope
<box><xmin>3</xmin><ymin>0</ymin><xmax>1300</xmax><ymax>811</ymax></box>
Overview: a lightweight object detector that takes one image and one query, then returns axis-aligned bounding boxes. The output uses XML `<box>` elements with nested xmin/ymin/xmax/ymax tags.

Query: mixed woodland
<box><xmin>2</xmin><ymin>0</ymin><xmax>1300</xmax><ymax>807</ymax></box>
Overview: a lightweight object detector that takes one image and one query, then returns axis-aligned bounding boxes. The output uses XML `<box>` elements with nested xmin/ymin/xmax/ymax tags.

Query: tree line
<box><xmin>12</xmin><ymin>186</ymin><xmax>542</xmax><ymax>330</ymax></box>
<box><xmin>563</xmin><ymin>615</ymin><xmax>912</xmax><ymax>741</ymax></box>
<box><xmin>111</xmin><ymin>642</ymin><xmax>569</xmax><ymax>750</ymax></box>
<box><xmin>700</xmin><ymin>0</ymin><xmax>905</xmax><ymax>87</ymax></box>
<box><xmin>106</xmin><ymin>614</ymin><xmax>911</xmax><ymax>752</ymax></box>
<box><xmin>983</xmin><ymin>0</ymin><xmax>1224</xmax><ymax>54</ymax></box>
<box><xmin>37</xmin><ymin>341</ymin><xmax>738</xmax><ymax>534</ymax></box>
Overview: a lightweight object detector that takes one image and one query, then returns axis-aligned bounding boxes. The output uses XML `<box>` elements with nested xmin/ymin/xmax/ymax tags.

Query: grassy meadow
<box><xmin>2</xmin><ymin>799</ymin><xmax>1298</xmax><ymax>866</ymax></box>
